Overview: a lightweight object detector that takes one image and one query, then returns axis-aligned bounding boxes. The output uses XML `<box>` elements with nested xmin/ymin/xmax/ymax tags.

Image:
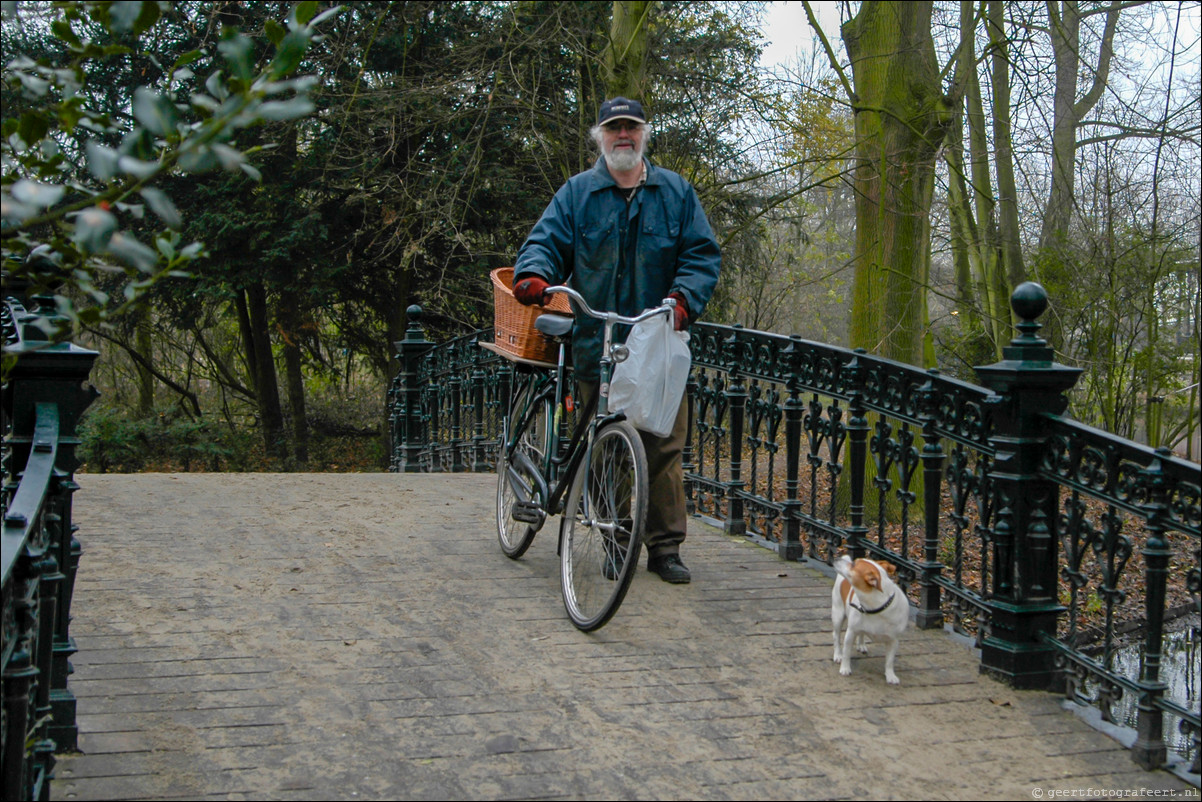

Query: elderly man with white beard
<box><xmin>510</xmin><ymin>97</ymin><xmax>722</xmax><ymax>585</ymax></box>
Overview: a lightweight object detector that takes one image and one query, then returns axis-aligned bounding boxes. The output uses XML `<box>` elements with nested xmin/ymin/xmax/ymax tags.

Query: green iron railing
<box><xmin>389</xmin><ymin>284</ymin><xmax>1200</xmax><ymax>778</ymax></box>
<box><xmin>2</xmin><ymin>294</ymin><xmax>98</xmax><ymax>802</ymax></box>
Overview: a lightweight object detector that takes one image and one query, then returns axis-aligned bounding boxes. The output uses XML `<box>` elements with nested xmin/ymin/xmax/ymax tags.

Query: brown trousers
<box><xmin>577</xmin><ymin>382</ymin><xmax>688</xmax><ymax>557</ymax></box>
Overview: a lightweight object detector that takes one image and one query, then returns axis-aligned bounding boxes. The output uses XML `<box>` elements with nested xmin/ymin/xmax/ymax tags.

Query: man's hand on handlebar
<box><xmin>513</xmin><ymin>275</ymin><xmax>551</xmax><ymax>306</ymax></box>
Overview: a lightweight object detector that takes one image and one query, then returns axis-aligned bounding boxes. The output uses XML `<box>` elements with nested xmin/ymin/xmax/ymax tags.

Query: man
<box><xmin>510</xmin><ymin>97</ymin><xmax>721</xmax><ymax>584</ymax></box>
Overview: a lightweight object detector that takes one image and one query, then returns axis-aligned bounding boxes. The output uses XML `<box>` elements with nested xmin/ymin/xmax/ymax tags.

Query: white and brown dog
<box><xmin>832</xmin><ymin>555</ymin><xmax>909</xmax><ymax>684</ymax></box>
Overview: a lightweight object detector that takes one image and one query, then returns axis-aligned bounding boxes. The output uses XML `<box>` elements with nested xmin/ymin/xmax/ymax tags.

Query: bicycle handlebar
<box><xmin>545</xmin><ymin>285</ymin><xmax>675</xmax><ymax>326</ymax></box>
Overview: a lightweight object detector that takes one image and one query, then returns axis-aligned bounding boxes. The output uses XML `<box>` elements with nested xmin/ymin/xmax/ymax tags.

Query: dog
<box><xmin>831</xmin><ymin>554</ymin><xmax>909</xmax><ymax>685</ymax></box>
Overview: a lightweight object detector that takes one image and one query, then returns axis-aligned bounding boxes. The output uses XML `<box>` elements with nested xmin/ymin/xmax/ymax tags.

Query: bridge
<box><xmin>3</xmin><ymin>288</ymin><xmax>1199</xmax><ymax>800</ymax></box>
<box><xmin>50</xmin><ymin>472</ymin><xmax>1198</xmax><ymax>799</ymax></box>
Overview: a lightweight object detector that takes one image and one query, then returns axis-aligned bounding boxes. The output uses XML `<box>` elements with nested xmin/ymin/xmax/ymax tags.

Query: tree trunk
<box><xmin>278</xmin><ymin>292</ymin><xmax>309</xmax><ymax>466</ymax></box>
<box><xmin>842</xmin><ymin>0</ymin><xmax>955</xmax><ymax>367</ymax></box>
<box><xmin>988</xmin><ymin>0</ymin><xmax>1026</xmax><ymax>294</ymax></box>
<box><xmin>603</xmin><ymin>1</ymin><xmax>651</xmax><ymax>101</ymax></box>
<box><xmin>1037</xmin><ymin>1</ymin><xmax>1121</xmax><ymax>352</ymax></box>
<box><xmin>134</xmin><ymin>305</ymin><xmax>155</xmax><ymax>416</ymax></box>
<box><xmin>964</xmin><ymin>43</ymin><xmax>1011</xmax><ymax>357</ymax></box>
<box><xmin>244</xmin><ymin>283</ymin><xmax>287</xmax><ymax>461</ymax></box>
<box><xmin>1039</xmin><ymin>1</ymin><xmax>1119</xmax><ymax>256</ymax></box>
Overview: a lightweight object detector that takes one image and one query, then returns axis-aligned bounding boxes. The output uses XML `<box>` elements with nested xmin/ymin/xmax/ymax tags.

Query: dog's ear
<box><xmin>884</xmin><ymin>562</ymin><xmax>897</xmax><ymax>577</ymax></box>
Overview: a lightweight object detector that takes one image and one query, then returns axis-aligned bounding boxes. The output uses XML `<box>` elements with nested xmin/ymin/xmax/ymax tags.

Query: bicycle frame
<box><xmin>499</xmin><ymin>287</ymin><xmax>675</xmax><ymax>535</ymax></box>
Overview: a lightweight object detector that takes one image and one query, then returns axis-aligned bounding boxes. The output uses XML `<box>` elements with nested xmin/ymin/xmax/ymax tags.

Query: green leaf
<box><xmin>132</xmin><ymin>87</ymin><xmax>178</xmax><ymax>137</ymax></box>
<box><xmin>11</xmin><ymin>179</ymin><xmax>65</xmax><ymax>208</ymax></box>
<box><xmin>211</xmin><ymin>143</ymin><xmax>245</xmax><ymax>170</ymax></box>
<box><xmin>295</xmin><ymin>1</ymin><xmax>319</xmax><ymax>25</ymax></box>
<box><xmin>239</xmin><ymin>163</ymin><xmax>262</xmax><ymax>182</ymax></box>
<box><xmin>265</xmin><ymin>19</ymin><xmax>286</xmax><ymax>45</ymax></box>
<box><xmin>109</xmin><ymin>1</ymin><xmax>142</xmax><ymax>33</ymax></box>
<box><xmin>257</xmin><ymin>97</ymin><xmax>315</xmax><ymax>122</ymax></box>
<box><xmin>270</xmin><ymin>29</ymin><xmax>310</xmax><ymax>78</ymax></box>
<box><xmin>178</xmin><ymin>146</ymin><xmax>218</xmax><ymax>173</ymax></box>
<box><xmin>86</xmin><ymin>141</ymin><xmax>120</xmax><ymax>181</ymax></box>
<box><xmin>132</xmin><ymin>0</ymin><xmax>160</xmax><ymax>35</ymax></box>
<box><xmin>16</xmin><ymin>71</ymin><xmax>50</xmax><ymax>97</ymax></box>
<box><xmin>309</xmin><ymin>6</ymin><xmax>344</xmax><ymax>27</ymax></box>
<box><xmin>73</xmin><ymin>207</ymin><xmax>118</xmax><ymax>253</ymax></box>
<box><xmin>171</xmin><ymin>49</ymin><xmax>204</xmax><ymax>73</ymax></box>
<box><xmin>50</xmin><ymin>19</ymin><xmax>81</xmax><ymax>48</ymax></box>
<box><xmin>205</xmin><ymin>70</ymin><xmax>229</xmax><ymax>101</ymax></box>
<box><xmin>117</xmin><ymin>154</ymin><xmax>160</xmax><ymax>180</ymax></box>
<box><xmin>217</xmin><ymin>34</ymin><xmax>254</xmax><ymax>82</ymax></box>
<box><xmin>107</xmin><ymin>232</ymin><xmax>159</xmax><ymax>272</ymax></box>
<box><xmin>190</xmin><ymin>94</ymin><xmax>220</xmax><ymax>113</ymax></box>
<box><xmin>18</xmin><ymin>111</ymin><xmax>50</xmax><ymax>146</ymax></box>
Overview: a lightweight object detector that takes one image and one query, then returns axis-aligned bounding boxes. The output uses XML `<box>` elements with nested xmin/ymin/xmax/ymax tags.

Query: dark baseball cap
<box><xmin>598</xmin><ymin>97</ymin><xmax>646</xmax><ymax>125</ymax></box>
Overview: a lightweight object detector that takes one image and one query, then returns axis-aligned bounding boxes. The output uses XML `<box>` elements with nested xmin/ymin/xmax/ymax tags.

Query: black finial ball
<box><xmin>406</xmin><ymin>304</ymin><xmax>422</xmax><ymax>323</ymax></box>
<box><xmin>1011</xmin><ymin>281</ymin><xmax>1048</xmax><ymax>322</ymax></box>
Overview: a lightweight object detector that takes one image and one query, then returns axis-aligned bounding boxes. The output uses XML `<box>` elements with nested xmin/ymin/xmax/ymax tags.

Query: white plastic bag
<box><xmin>607</xmin><ymin>312</ymin><xmax>691</xmax><ymax>437</ymax></box>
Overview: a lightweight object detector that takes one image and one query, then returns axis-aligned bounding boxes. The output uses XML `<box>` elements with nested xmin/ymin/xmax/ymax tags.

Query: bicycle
<box><xmin>492</xmin><ymin>286</ymin><xmax>677</xmax><ymax>631</ymax></box>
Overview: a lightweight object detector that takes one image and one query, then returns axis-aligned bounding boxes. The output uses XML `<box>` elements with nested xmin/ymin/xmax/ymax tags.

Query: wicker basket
<box><xmin>491</xmin><ymin>267</ymin><xmax>573</xmax><ymax>363</ymax></box>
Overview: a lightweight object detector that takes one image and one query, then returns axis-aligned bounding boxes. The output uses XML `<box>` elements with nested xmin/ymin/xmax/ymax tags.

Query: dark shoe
<box><xmin>647</xmin><ymin>553</ymin><xmax>691</xmax><ymax>584</ymax></box>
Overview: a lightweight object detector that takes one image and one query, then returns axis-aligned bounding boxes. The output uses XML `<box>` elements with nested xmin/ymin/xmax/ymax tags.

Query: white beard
<box><xmin>604</xmin><ymin>143</ymin><xmax>643</xmax><ymax>173</ymax></box>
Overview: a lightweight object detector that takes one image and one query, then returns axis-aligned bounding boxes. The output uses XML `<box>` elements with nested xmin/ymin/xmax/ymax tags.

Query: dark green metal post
<box><xmin>683</xmin><ymin>370</ymin><xmax>698</xmax><ymax>516</ymax></box>
<box><xmin>1131</xmin><ymin>449</ymin><xmax>1172</xmax><ymax>769</ymax></box>
<box><xmin>916</xmin><ymin>370</ymin><xmax>946</xmax><ymax>630</ymax></box>
<box><xmin>974</xmin><ymin>283</ymin><xmax>1081</xmax><ymax>688</ymax></box>
<box><xmin>723</xmin><ymin>328</ymin><xmax>747</xmax><ymax>536</ymax></box>
<box><xmin>845</xmin><ymin>350</ymin><xmax>870</xmax><ymax>560</ymax></box>
<box><xmin>780</xmin><ymin>337</ymin><xmax>805</xmax><ymax>561</ymax></box>
<box><xmin>394</xmin><ymin>305</ymin><xmax>434</xmax><ymax>473</ymax></box>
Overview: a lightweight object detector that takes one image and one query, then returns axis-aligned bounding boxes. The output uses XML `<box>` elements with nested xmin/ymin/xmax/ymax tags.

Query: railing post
<box><xmin>974</xmin><ymin>283</ymin><xmax>1082</xmax><ymax>688</ymax></box>
<box><xmin>448</xmin><ymin>370</ymin><xmax>464</xmax><ymax>473</ymax></box>
<box><xmin>845</xmin><ymin>350</ymin><xmax>870</xmax><ymax>559</ymax></box>
<box><xmin>470</xmin><ymin>347</ymin><xmax>490</xmax><ymax>471</ymax></box>
<box><xmin>780</xmin><ymin>337</ymin><xmax>804</xmax><ymax>561</ymax></box>
<box><xmin>916</xmin><ymin>370</ymin><xmax>945</xmax><ymax>629</ymax></box>
<box><xmin>683</xmin><ymin>370</ymin><xmax>697</xmax><ymax>516</ymax></box>
<box><xmin>393</xmin><ymin>305</ymin><xmax>434</xmax><ymax>473</ymax></box>
<box><xmin>48</xmin><ymin>480</ymin><xmax>83</xmax><ymax>752</ymax></box>
<box><xmin>724</xmin><ymin>328</ymin><xmax>746</xmax><ymax>537</ymax></box>
<box><xmin>1131</xmin><ymin>448</ymin><xmax>1172</xmax><ymax>769</ymax></box>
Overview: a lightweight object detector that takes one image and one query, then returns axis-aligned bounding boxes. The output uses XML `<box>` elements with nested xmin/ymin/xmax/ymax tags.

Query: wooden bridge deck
<box><xmin>51</xmin><ymin>473</ymin><xmax>1196</xmax><ymax>800</ymax></box>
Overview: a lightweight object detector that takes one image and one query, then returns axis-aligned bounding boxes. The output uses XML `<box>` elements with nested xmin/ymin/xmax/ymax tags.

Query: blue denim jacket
<box><xmin>514</xmin><ymin>158</ymin><xmax>721</xmax><ymax>380</ymax></box>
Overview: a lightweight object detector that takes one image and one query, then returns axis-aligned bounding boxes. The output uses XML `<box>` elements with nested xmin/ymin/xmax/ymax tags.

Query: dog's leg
<box><xmin>832</xmin><ymin>609</ymin><xmax>845</xmax><ymax>662</ymax></box>
<box><xmin>883</xmin><ymin>636</ymin><xmax>900</xmax><ymax>685</ymax></box>
<box><xmin>839</xmin><ymin>627</ymin><xmax>856</xmax><ymax>676</ymax></box>
<box><xmin>855</xmin><ymin>633</ymin><xmax>870</xmax><ymax>654</ymax></box>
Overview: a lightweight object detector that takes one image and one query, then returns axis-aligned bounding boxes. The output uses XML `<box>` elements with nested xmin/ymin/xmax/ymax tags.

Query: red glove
<box><xmin>513</xmin><ymin>275</ymin><xmax>551</xmax><ymax>306</ymax></box>
<box><xmin>668</xmin><ymin>292</ymin><xmax>690</xmax><ymax>331</ymax></box>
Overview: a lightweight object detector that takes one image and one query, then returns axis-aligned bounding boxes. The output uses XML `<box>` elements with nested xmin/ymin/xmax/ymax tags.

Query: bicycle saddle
<box><xmin>535</xmin><ymin>313</ymin><xmax>573</xmax><ymax>338</ymax></box>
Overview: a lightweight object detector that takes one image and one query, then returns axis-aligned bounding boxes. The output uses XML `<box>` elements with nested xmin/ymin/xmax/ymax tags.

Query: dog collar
<box><xmin>851</xmin><ymin>591</ymin><xmax>896</xmax><ymax>615</ymax></box>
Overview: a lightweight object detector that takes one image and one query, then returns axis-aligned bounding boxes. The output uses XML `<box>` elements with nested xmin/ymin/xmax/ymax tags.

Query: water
<box><xmin>1105</xmin><ymin>620</ymin><xmax>1200</xmax><ymax>767</ymax></box>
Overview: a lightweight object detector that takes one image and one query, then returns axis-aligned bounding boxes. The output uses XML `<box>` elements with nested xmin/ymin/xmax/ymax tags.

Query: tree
<box><xmin>1</xmin><ymin>0</ymin><xmax>329</xmax><ymax>380</ymax></box>
<box><xmin>806</xmin><ymin>0</ymin><xmax>965</xmax><ymax>366</ymax></box>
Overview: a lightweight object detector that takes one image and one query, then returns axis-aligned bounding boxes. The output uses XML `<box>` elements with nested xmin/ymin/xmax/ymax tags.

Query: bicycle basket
<box><xmin>491</xmin><ymin>267</ymin><xmax>573</xmax><ymax>363</ymax></box>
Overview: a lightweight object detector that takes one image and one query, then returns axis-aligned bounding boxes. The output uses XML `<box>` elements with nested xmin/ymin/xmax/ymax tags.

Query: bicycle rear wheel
<box><xmin>496</xmin><ymin>381</ymin><xmax>552</xmax><ymax>559</ymax></box>
<box><xmin>559</xmin><ymin>419</ymin><xmax>647</xmax><ymax>631</ymax></box>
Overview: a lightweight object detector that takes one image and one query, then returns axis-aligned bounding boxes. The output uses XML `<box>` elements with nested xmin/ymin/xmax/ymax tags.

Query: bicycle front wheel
<box><xmin>559</xmin><ymin>419</ymin><xmax>647</xmax><ymax>631</ymax></box>
<box><xmin>496</xmin><ymin>381</ymin><xmax>553</xmax><ymax>559</ymax></box>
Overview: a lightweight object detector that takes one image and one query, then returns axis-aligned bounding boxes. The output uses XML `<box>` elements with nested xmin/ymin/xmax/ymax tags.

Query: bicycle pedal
<box><xmin>512</xmin><ymin>501</ymin><xmax>545</xmax><ymax>525</ymax></box>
